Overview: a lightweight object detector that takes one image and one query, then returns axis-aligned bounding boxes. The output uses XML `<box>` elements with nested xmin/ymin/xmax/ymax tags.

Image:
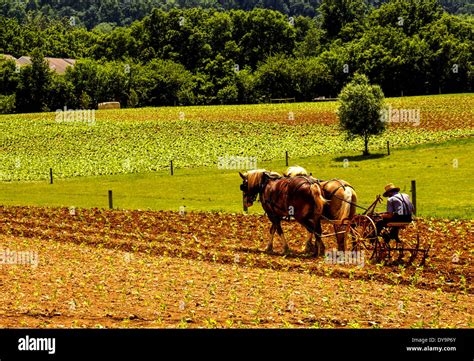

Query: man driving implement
<box><xmin>377</xmin><ymin>183</ymin><xmax>414</xmax><ymax>242</ymax></box>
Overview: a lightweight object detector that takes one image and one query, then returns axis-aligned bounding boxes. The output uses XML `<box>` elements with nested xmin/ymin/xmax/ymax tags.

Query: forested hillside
<box><xmin>1</xmin><ymin>0</ymin><xmax>472</xmax><ymax>29</ymax></box>
<box><xmin>0</xmin><ymin>0</ymin><xmax>472</xmax><ymax>113</ymax></box>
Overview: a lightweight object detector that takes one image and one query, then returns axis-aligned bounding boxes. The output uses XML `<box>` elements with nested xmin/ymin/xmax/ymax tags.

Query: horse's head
<box><xmin>239</xmin><ymin>169</ymin><xmax>268</xmax><ymax>207</ymax></box>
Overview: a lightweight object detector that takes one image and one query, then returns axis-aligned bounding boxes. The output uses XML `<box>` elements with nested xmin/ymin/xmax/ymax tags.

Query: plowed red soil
<box><xmin>0</xmin><ymin>206</ymin><xmax>472</xmax><ymax>328</ymax></box>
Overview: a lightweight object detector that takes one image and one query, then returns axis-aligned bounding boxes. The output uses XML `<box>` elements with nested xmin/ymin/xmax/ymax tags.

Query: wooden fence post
<box><xmin>49</xmin><ymin>168</ymin><xmax>53</xmax><ymax>184</ymax></box>
<box><xmin>108</xmin><ymin>190</ymin><xmax>113</xmax><ymax>209</ymax></box>
<box><xmin>387</xmin><ymin>141</ymin><xmax>390</xmax><ymax>156</ymax></box>
<box><xmin>411</xmin><ymin>180</ymin><xmax>416</xmax><ymax>215</ymax></box>
<box><xmin>170</xmin><ymin>160</ymin><xmax>174</xmax><ymax>176</ymax></box>
<box><xmin>285</xmin><ymin>151</ymin><xmax>288</xmax><ymax>167</ymax></box>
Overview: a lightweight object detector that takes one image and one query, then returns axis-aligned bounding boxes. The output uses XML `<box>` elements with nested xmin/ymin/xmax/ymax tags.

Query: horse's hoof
<box><xmin>313</xmin><ymin>248</ymin><xmax>322</xmax><ymax>257</ymax></box>
<box><xmin>265</xmin><ymin>247</ymin><xmax>273</xmax><ymax>254</ymax></box>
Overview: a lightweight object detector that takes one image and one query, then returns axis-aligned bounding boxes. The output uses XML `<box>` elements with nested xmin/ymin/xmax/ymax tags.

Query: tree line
<box><xmin>1</xmin><ymin>0</ymin><xmax>472</xmax><ymax>30</ymax></box>
<box><xmin>0</xmin><ymin>0</ymin><xmax>472</xmax><ymax>113</ymax></box>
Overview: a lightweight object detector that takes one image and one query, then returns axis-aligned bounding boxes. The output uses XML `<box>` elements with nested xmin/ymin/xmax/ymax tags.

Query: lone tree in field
<box><xmin>337</xmin><ymin>73</ymin><xmax>386</xmax><ymax>155</ymax></box>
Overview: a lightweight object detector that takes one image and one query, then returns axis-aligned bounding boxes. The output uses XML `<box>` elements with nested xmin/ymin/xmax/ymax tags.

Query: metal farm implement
<box><xmin>319</xmin><ymin>195</ymin><xmax>430</xmax><ymax>266</ymax></box>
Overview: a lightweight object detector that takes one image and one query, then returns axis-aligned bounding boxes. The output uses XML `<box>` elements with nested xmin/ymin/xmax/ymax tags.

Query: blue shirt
<box><xmin>387</xmin><ymin>192</ymin><xmax>414</xmax><ymax>215</ymax></box>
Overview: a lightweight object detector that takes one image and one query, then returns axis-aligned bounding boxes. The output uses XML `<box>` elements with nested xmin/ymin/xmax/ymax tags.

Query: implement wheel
<box><xmin>345</xmin><ymin>215</ymin><xmax>383</xmax><ymax>263</ymax></box>
<box><xmin>380</xmin><ymin>220</ymin><xmax>425</xmax><ymax>266</ymax></box>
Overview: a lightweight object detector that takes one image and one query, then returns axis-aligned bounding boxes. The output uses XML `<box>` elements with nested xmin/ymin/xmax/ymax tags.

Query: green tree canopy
<box><xmin>15</xmin><ymin>49</ymin><xmax>53</xmax><ymax>112</ymax></box>
<box><xmin>320</xmin><ymin>0</ymin><xmax>368</xmax><ymax>39</ymax></box>
<box><xmin>337</xmin><ymin>73</ymin><xmax>386</xmax><ymax>155</ymax></box>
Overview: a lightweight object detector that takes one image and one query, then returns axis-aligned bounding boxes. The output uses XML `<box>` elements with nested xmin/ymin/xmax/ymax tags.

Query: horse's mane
<box><xmin>285</xmin><ymin>165</ymin><xmax>308</xmax><ymax>177</ymax></box>
<box><xmin>245</xmin><ymin>169</ymin><xmax>281</xmax><ymax>191</ymax></box>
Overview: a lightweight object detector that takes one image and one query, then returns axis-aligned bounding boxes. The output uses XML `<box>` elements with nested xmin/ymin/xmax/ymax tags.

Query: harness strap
<box><xmin>260</xmin><ymin>176</ymin><xmax>320</xmax><ymax>215</ymax></box>
<box><xmin>259</xmin><ymin>173</ymin><xmax>287</xmax><ymax>213</ymax></box>
<box><xmin>394</xmin><ymin>193</ymin><xmax>410</xmax><ymax>215</ymax></box>
<box><xmin>323</xmin><ymin>179</ymin><xmax>354</xmax><ymax>200</ymax></box>
<box><xmin>264</xmin><ymin>183</ymin><xmax>289</xmax><ymax>213</ymax></box>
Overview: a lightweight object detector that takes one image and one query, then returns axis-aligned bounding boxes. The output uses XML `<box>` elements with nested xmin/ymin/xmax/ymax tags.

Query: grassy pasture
<box><xmin>0</xmin><ymin>93</ymin><xmax>472</xmax><ymax>218</ymax></box>
<box><xmin>0</xmin><ymin>138</ymin><xmax>472</xmax><ymax>219</ymax></box>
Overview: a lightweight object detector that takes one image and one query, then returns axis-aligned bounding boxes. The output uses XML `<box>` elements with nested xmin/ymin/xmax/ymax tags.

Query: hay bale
<box><xmin>98</xmin><ymin>102</ymin><xmax>121</xmax><ymax>110</ymax></box>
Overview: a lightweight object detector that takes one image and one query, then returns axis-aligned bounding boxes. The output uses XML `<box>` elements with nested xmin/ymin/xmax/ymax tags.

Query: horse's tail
<box><xmin>349</xmin><ymin>188</ymin><xmax>358</xmax><ymax>219</ymax></box>
<box><xmin>337</xmin><ymin>186</ymin><xmax>353</xmax><ymax>220</ymax></box>
<box><xmin>310</xmin><ymin>183</ymin><xmax>328</xmax><ymax>215</ymax></box>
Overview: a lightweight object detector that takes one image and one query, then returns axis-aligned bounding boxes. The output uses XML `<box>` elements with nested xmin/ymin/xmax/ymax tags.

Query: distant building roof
<box><xmin>45</xmin><ymin>57</ymin><xmax>76</xmax><ymax>74</ymax></box>
<box><xmin>0</xmin><ymin>54</ymin><xmax>16</xmax><ymax>61</ymax></box>
<box><xmin>17</xmin><ymin>56</ymin><xmax>32</xmax><ymax>65</ymax></box>
<box><xmin>0</xmin><ymin>54</ymin><xmax>76</xmax><ymax>74</ymax></box>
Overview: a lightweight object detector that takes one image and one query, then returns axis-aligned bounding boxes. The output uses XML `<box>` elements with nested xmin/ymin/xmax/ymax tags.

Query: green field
<box><xmin>0</xmin><ymin>94</ymin><xmax>472</xmax><ymax>181</ymax></box>
<box><xmin>0</xmin><ymin>94</ymin><xmax>472</xmax><ymax>218</ymax></box>
<box><xmin>0</xmin><ymin>137</ymin><xmax>472</xmax><ymax>219</ymax></box>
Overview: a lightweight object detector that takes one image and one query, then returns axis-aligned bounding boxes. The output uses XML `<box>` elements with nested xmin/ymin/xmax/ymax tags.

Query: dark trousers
<box><xmin>377</xmin><ymin>215</ymin><xmax>412</xmax><ymax>242</ymax></box>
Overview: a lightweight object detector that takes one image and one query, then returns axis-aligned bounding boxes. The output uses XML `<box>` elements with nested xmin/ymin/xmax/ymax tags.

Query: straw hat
<box><xmin>383</xmin><ymin>183</ymin><xmax>400</xmax><ymax>197</ymax></box>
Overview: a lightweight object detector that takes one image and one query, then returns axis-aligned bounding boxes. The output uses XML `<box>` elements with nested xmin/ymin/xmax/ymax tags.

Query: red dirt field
<box><xmin>0</xmin><ymin>206</ymin><xmax>472</xmax><ymax>328</ymax></box>
<box><xmin>104</xmin><ymin>95</ymin><xmax>474</xmax><ymax>131</ymax></box>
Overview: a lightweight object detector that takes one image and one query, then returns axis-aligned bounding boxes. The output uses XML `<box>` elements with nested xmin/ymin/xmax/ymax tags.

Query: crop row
<box><xmin>0</xmin><ymin>206</ymin><xmax>471</xmax><ymax>294</ymax></box>
<box><xmin>0</xmin><ymin>121</ymin><xmax>472</xmax><ymax>181</ymax></box>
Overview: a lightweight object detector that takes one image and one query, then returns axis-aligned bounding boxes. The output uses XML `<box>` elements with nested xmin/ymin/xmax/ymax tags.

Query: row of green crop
<box><xmin>0</xmin><ymin>116</ymin><xmax>472</xmax><ymax>181</ymax></box>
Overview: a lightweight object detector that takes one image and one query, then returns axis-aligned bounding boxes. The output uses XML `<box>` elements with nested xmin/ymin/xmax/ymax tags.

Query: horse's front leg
<box><xmin>275</xmin><ymin>221</ymin><xmax>289</xmax><ymax>254</ymax></box>
<box><xmin>300</xmin><ymin>219</ymin><xmax>316</xmax><ymax>254</ymax></box>
<box><xmin>335</xmin><ymin>224</ymin><xmax>346</xmax><ymax>251</ymax></box>
<box><xmin>314</xmin><ymin>221</ymin><xmax>325</xmax><ymax>257</ymax></box>
<box><xmin>265</xmin><ymin>223</ymin><xmax>277</xmax><ymax>253</ymax></box>
<box><xmin>303</xmin><ymin>231</ymin><xmax>314</xmax><ymax>254</ymax></box>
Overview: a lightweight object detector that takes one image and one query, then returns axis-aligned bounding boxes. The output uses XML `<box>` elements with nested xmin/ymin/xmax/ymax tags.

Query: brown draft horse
<box><xmin>285</xmin><ymin>166</ymin><xmax>358</xmax><ymax>252</ymax></box>
<box><xmin>239</xmin><ymin>169</ymin><xmax>328</xmax><ymax>256</ymax></box>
